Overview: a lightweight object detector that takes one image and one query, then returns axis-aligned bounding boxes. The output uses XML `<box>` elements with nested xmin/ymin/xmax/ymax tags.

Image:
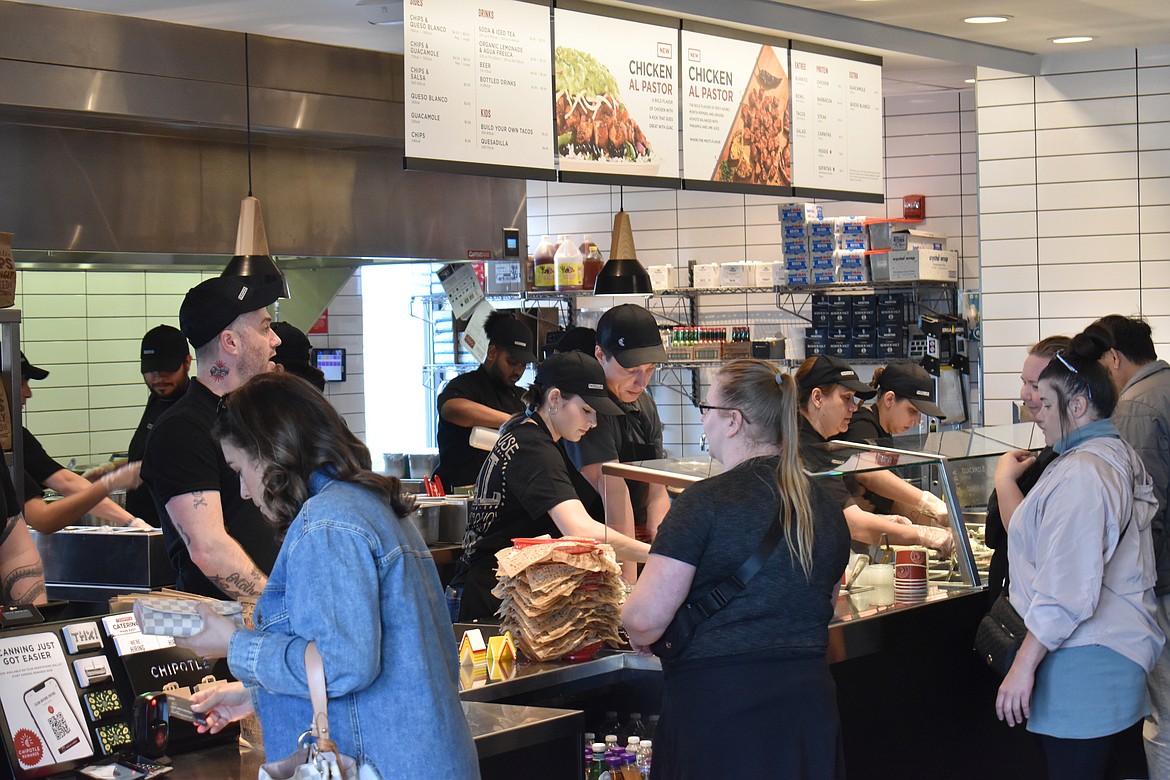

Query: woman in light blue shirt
<box><xmin>178</xmin><ymin>372</ymin><xmax>478</xmax><ymax>779</ymax></box>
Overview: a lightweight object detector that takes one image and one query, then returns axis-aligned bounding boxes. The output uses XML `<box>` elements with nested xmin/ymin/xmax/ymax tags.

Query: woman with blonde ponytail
<box><xmin>623</xmin><ymin>359</ymin><xmax>850</xmax><ymax>779</ymax></box>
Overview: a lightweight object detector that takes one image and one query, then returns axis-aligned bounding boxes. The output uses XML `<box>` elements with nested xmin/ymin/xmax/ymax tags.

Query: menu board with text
<box><xmin>790</xmin><ymin>47</ymin><xmax>883</xmax><ymax>199</ymax></box>
<box><xmin>405</xmin><ymin>0</ymin><xmax>555</xmax><ymax>177</ymax></box>
<box><xmin>553</xmin><ymin>8</ymin><xmax>680</xmax><ymax>184</ymax></box>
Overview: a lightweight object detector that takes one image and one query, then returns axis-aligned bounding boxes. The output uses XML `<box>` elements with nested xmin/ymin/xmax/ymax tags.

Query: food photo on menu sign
<box><xmin>680</xmin><ymin>31</ymin><xmax>791</xmax><ymax>188</ymax></box>
<box><xmin>553</xmin><ymin>8</ymin><xmax>680</xmax><ymax>180</ymax></box>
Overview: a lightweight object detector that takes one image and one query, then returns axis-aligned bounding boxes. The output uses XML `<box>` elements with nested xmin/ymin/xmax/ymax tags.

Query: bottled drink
<box><xmin>523</xmin><ymin>255</ymin><xmax>536</xmax><ymax>291</ymax></box>
<box><xmin>534</xmin><ymin>235</ymin><xmax>556</xmax><ymax>290</ymax></box>
<box><xmin>626</xmin><ymin>736</ymin><xmax>640</xmax><ymax>754</ymax></box>
<box><xmin>555</xmin><ymin>234</ymin><xmax>584</xmax><ymax>291</ymax></box>
<box><xmin>580</xmin><ymin>235</ymin><xmax>605</xmax><ymax>291</ymax></box>
<box><xmin>620</xmin><ymin>751</ymin><xmax>641</xmax><ymax>780</ymax></box>
<box><xmin>600</xmin><ymin>754</ymin><xmax>623</xmax><ymax>780</ymax></box>
<box><xmin>587</xmin><ymin>743</ymin><xmax>607</xmax><ymax>780</ymax></box>
<box><xmin>645</xmin><ymin>714</ymin><xmax>658</xmax><ymax>741</ymax></box>
<box><xmin>604</xmin><ymin>734</ymin><xmax>619</xmax><ymax>755</ymax></box>
<box><xmin>636</xmin><ymin>740</ymin><xmax>652</xmax><ymax>779</ymax></box>
<box><xmin>599</xmin><ymin>711</ymin><xmax>622</xmax><ymax>740</ymax></box>
<box><xmin>624</xmin><ymin>712</ymin><xmax>646</xmax><ymax>742</ymax></box>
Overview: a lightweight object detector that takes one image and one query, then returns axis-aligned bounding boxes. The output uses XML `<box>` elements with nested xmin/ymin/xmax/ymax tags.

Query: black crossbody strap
<box><xmin>691</xmin><ymin>514</ymin><xmax>785</xmax><ymax>620</ymax></box>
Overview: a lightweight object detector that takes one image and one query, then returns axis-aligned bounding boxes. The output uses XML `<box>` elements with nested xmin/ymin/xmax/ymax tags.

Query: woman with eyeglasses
<box><xmin>795</xmin><ymin>355</ymin><xmax>953</xmax><ymax>556</ymax></box>
<box><xmin>993</xmin><ymin>336</ymin><xmax>1162</xmax><ymax>779</ymax></box>
<box><xmin>623</xmin><ymin>359</ymin><xmax>850</xmax><ymax>779</ymax></box>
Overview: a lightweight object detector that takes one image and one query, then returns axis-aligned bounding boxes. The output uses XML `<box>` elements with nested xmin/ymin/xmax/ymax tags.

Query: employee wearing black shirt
<box><xmin>453</xmin><ymin>351</ymin><xmax>650</xmax><ymax>621</ymax></box>
<box><xmin>433</xmin><ymin>311</ymin><xmax>536</xmax><ymax>489</ymax></box>
<box><xmin>125</xmin><ymin>325</ymin><xmax>191</xmax><ymax>525</ymax></box>
<box><xmin>18</xmin><ymin>354</ymin><xmax>147</xmax><ymax>533</ymax></box>
<box><xmin>141</xmin><ymin>275</ymin><xmax>284</xmax><ymax>599</ymax></box>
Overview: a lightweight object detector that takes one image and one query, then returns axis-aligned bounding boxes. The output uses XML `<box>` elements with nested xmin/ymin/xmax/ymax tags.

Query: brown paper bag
<box><xmin>0</xmin><ymin>233</ymin><xmax>15</xmax><ymax>309</ymax></box>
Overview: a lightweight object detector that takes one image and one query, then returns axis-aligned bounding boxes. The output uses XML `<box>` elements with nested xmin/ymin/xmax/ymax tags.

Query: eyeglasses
<box><xmin>698</xmin><ymin>403</ymin><xmax>751</xmax><ymax>425</ymax></box>
<box><xmin>1054</xmin><ymin>350</ymin><xmax>1093</xmax><ymax>401</ymax></box>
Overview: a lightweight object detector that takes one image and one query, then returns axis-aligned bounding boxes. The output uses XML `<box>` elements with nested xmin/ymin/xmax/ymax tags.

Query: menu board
<box><xmin>790</xmin><ymin>46</ymin><xmax>884</xmax><ymax>200</ymax></box>
<box><xmin>680</xmin><ymin>29</ymin><xmax>791</xmax><ymax>193</ymax></box>
<box><xmin>405</xmin><ymin>0</ymin><xmax>555</xmax><ymax>179</ymax></box>
<box><xmin>553</xmin><ymin>7</ymin><xmax>680</xmax><ymax>185</ymax></box>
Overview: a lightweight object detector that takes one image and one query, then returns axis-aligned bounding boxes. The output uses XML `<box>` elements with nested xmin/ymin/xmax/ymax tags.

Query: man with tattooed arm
<box><xmin>141</xmin><ymin>276</ymin><xmax>283</xmax><ymax>599</ymax></box>
<box><xmin>1</xmin><ymin>464</ymin><xmax>45</xmax><ymax>606</ymax></box>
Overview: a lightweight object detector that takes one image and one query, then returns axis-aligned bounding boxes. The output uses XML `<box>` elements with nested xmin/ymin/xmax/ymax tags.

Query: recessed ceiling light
<box><xmin>1050</xmin><ymin>35</ymin><xmax>1095</xmax><ymax>44</ymax></box>
<box><xmin>964</xmin><ymin>15</ymin><xmax>1011</xmax><ymax>24</ymax></box>
<box><xmin>964</xmin><ymin>78</ymin><xmax>976</xmax><ymax>84</ymax></box>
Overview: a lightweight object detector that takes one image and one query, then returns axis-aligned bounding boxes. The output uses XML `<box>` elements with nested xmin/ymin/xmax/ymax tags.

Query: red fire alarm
<box><xmin>902</xmin><ymin>195</ymin><xmax>926</xmax><ymax>221</ymax></box>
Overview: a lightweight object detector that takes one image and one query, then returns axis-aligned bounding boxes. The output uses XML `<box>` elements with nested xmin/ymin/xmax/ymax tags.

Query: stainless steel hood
<box><xmin>0</xmin><ymin>1</ymin><xmax>527</xmax><ymax>267</ymax></box>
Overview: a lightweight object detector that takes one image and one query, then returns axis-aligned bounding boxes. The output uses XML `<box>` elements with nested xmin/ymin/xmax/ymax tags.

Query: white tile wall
<box><xmin>978</xmin><ymin>46</ymin><xmax>1170</xmax><ymax>425</ymax></box>
<box><xmin>528</xmin><ymin>88</ymin><xmax>980</xmax><ymax>452</ymax></box>
<box><xmin>13</xmin><ymin>268</ymin><xmax>363</xmax><ymax>467</ymax></box>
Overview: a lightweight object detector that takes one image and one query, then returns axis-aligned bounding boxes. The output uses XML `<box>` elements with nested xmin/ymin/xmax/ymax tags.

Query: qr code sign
<box><xmin>48</xmin><ymin>709</ymin><xmax>68</xmax><ymax>740</ymax></box>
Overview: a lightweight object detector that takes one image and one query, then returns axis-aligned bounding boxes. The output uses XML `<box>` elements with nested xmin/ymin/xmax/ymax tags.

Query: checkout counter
<box><xmin>4</xmin><ymin>423</ymin><xmax>1146</xmax><ymax>779</ymax></box>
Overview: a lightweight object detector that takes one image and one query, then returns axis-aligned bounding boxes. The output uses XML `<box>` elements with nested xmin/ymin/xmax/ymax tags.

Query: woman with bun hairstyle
<box><xmin>841</xmin><ymin>360</ymin><xmax>951</xmax><ymax>521</ymax></box>
<box><xmin>452</xmin><ymin>351</ymin><xmax>651</xmax><ymax>621</ymax></box>
<box><xmin>795</xmin><ymin>355</ymin><xmax>953</xmax><ymax>557</ymax></box>
<box><xmin>994</xmin><ymin>334</ymin><xmax>1162</xmax><ymax>779</ymax></box>
<box><xmin>624</xmin><ymin>359</ymin><xmax>850</xmax><ymax>779</ymax></box>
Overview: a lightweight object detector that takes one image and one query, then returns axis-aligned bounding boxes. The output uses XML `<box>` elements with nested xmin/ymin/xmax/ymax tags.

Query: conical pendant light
<box><xmin>221</xmin><ymin>33</ymin><xmax>289</xmax><ymax>297</ymax></box>
<box><xmin>593</xmin><ymin>209</ymin><xmax>654</xmax><ymax>295</ymax></box>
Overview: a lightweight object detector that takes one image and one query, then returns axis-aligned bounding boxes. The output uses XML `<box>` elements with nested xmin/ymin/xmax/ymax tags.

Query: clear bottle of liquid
<box><xmin>636</xmin><ymin>739</ymin><xmax>652</xmax><ymax>780</ymax></box>
<box><xmin>534</xmin><ymin>235</ymin><xmax>556</xmax><ymax>290</ymax></box>
<box><xmin>600</xmin><ymin>754</ymin><xmax>622</xmax><ymax>780</ymax></box>
<box><xmin>587</xmin><ymin>743</ymin><xmax>607</xmax><ymax>780</ymax></box>
<box><xmin>580</xmin><ymin>235</ymin><xmax>605</xmax><ymax>291</ymax></box>
<box><xmin>604</xmin><ymin>734</ymin><xmax>619</xmax><ymax>755</ymax></box>
<box><xmin>555</xmin><ymin>233</ymin><xmax>584</xmax><ymax>291</ymax></box>
<box><xmin>626</xmin><ymin>736</ymin><xmax>640</xmax><ymax>755</ymax></box>
<box><xmin>620</xmin><ymin>751</ymin><xmax>641</xmax><ymax>780</ymax></box>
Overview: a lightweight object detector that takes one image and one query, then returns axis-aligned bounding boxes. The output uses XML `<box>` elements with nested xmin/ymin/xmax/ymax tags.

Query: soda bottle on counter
<box><xmin>555</xmin><ymin>234</ymin><xmax>584</xmax><ymax>291</ymax></box>
<box><xmin>580</xmin><ymin>235</ymin><xmax>605</xmax><ymax>291</ymax></box>
<box><xmin>534</xmin><ymin>235</ymin><xmax>556</xmax><ymax>290</ymax></box>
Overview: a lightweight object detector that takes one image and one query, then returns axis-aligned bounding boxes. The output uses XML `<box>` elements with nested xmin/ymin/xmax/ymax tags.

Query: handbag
<box><xmin>973</xmin><ymin>592</ymin><xmax>1027</xmax><ymax>679</ymax></box>
<box><xmin>649</xmin><ymin>515</ymin><xmax>784</xmax><ymax>662</ymax></box>
<box><xmin>258</xmin><ymin>643</ymin><xmax>374</xmax><ymax>780</ymax></box>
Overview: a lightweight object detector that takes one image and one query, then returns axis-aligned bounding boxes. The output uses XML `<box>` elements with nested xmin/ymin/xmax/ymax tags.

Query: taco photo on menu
<box><xmin>555</xmin><ymin>46</ymin><xmax>658</xmax><ymax>173</ymax></box>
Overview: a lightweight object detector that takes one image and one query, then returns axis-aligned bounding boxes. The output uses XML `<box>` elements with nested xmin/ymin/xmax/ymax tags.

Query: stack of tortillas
<box><xmin>492</xmin><ymin>537</ymin><xmax>624</xmax><ymax>662</ymax></box>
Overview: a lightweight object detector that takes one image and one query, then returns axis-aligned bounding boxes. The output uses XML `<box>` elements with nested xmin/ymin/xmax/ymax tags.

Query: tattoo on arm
<box><xmin>208</xmin><ymin>566</ymin><xmax>267</xmax><ymax>599</ymax></box>
<box><xmin>192</xmin><ymin>492</ymin><xmax>208</xmax><ymax>509</ymax></box>
<box><xmin>4</xmin><ymin>564</ymin><xmax>46</xmax><ymax>604</ymax></box>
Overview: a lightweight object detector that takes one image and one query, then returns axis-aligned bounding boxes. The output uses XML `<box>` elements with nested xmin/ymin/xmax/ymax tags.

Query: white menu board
<box><xmin>405</xmin><ymin>0</ymin><xmax>554</xmax><ymax>174</ymax></box>
<box><xmin>681</xmin><ymin>30</ymin><xmax>790</xmax><ymax>190</ymax></box>
<box><xmin>553</xmin><ymin>8</ymin><xmax>679</xmax><ymax>182</ymax></box>
<box><xmin>790</xmin><ymin>48</ymin><xmax>883</xmax><ymax>197</ymax></box>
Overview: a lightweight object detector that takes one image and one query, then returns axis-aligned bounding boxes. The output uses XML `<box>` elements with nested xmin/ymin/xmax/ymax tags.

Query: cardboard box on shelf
<box><xmin>646</xmin><ymin>265</ymin><xmax>674</xmax><ymax>291</ymax></box>
<box><xmin>692</xmin><ymin>263</ymin><xmax>720</xmax><ymax>288</ymax></box>
<box><xmin>780</xmin><ymin>202</ymin><xmax>823</xmax><ymax>223</ymax></box>
<box><xmin>720</xmin><ymin>262</ymin><xmax>753</xmax><ymax>287</ymax></box>
<box><xmin>871</xmin><ymin>248</ymin><xmax>959</xmax><ymax>282</ymax></box>
<box><xmin>891</xmin><ymin>229</ymin><xmax>947</xmax><ymax>252</ymax></box>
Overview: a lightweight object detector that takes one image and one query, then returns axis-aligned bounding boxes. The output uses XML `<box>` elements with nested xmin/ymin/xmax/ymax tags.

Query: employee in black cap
<box><xmin>271</xmin><ymin>321</ymin><xmax>325</xmax><ymax>391</ymax></box>
<box><xmin>123</xmin><ymin>325</ymin><xmax>192</xmax><ymax>525</ymax></box>
<box><xmin>841</xmin><ymin>360</ymin><xmax>951</xmax><ymax>522</ymax></box>
<box><xmin>795</xmin><ymin>355</ymin><xmax>953</xmax><ymax>556</ymax></box>
<box><xmin>433</xmin><ymin>311</ymin><xmax>537</xmax><ymax>489</ymax></box>
<box><xmin>452</xmin><ymin>350</ymin><xmax>651</xmax><ymax>621</ymax></box>
<box><xmin>141</xmin><ymin>275</ymin><xmax>284</xmax><ymax>599</ymax></box>
<box><xmin>18</xmin><ymin>353</ymin><xmax>147</xmax><ymax>533</ymax></box>
<box><xmin>564</xmin><ymin>304</ymin><xmax>668</xmax><ymax>573</ymax></box>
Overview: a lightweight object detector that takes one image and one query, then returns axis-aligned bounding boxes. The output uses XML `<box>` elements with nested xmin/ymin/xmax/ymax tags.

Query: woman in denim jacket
<box><xmin>178</xmin><ymin>372</ymin><xmax>478</xmax><ymax>779</ymax></box>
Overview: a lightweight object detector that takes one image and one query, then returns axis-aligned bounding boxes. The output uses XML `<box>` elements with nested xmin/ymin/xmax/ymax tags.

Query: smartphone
<box><xmin>23</xmin><ymin>676</ymin><xmax>93</xmax><ymax>763</ymax></box>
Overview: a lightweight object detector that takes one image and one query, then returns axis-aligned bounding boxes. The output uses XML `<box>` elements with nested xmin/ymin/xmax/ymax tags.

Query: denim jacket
<box><xmin>227</xmin><ymin>472</ymin><xmax>479</xmax><ymax>778</ymax></box>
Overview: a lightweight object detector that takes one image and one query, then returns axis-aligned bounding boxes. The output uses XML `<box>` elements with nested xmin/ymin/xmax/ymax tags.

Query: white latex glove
<box><xmin>881</xmin><ymin>514</ymin><xmax>913</xmax><ymax>526</ymax></box>
<box><xmin>917</xmin><ymin>491</ymin><xmax>950</xmax><ymax>526</ymax></box>
<box><xmin>916</xmin><ymin>525</ymin><xmax>954</xmax><ymax>558</ymax></box>
<box><xmin>126</xmin><ymin>517</ymin><xmax>153</xmax><ymax>530</ymax></box>
<box><xmin>99</xmin><ymin>462</ymin><xmax>142</xmax><ymax>494</ymax></box>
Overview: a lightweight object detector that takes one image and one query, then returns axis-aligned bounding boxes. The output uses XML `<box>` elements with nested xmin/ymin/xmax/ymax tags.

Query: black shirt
<box><xmin>140</xmin><ymin>379</ymin><xmax>280</xmax><ymax>598</ymax></box>
<box><xmin>563</xmin><ymin>390</ymin><xmax>664</xmax><ymax>526</ymax></box>
<box><xmin>434</xmin><ymin>366</ymin><xmax>526</xmax><ymax>489</ymax></box>
<box><xmin>651</xmin><ymin>456</ymin><xmax>850</xmax><ymax>665</ymax></box>
<box><xmin>841</xmin><ymin>407</ymin><xmax>894</xmax><ymax>514</ymax></box>
<box><xmin>126</xmin><ymin>391</ymin><xmax>185</xmax><ymax>525</ymax></box>
<box><xmin>984</xmin><ymin>446</ymin><xmax>1059</xmax><ymax>600</ymax></box>
<box><xmin>21</xmin><ymin>427</ymin><xmax>65</xmax><ymax>504</ymax></box>
<box><xmin>797</xmin><ymin>416</ymin><xmax>856</xmax><ymax>511</ymax></box>
<box><xmin>0</xmin><ymin>465</ymin><xmax>24</xmax><ymax>547</ymax></box>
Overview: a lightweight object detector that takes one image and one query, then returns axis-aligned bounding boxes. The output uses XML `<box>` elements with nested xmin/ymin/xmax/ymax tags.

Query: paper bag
<box><xmin>0</xmin><ymin>233</ymin><xmax>14</xmax><ymax>309</ymax></box>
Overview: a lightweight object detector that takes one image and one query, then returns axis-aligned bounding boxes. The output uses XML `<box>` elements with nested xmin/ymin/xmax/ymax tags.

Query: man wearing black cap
<box><xmin>433</xmin><ymin>311</ymin><xmax>537</xmax><ymax>489</ymax></box>
<box><xmin>564</xmin><ymin>304</ymin><xmax>669</xmax><ymax>566</ymax></box>
<box><xmin>125</xmin><ymin>325</ymin><xmax>192</xmax><ymax>525</ymax></box>
<box><xmin>141</xmin><ymin>275</ymin><xmax>283</xmax><ymax>599</ymax></box>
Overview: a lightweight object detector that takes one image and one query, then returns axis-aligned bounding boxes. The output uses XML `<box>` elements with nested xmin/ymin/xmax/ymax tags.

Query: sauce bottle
<box><xmin>580</xmin><ymin>235</ymin><xmax>605</xmax><ymax>291</ymax></box>
<box><xmin>533</xmin><ymin>235</ymin><xmax>556</xmax><ymax>290</ymax></box>
<box><xmin>555</xmin><ymin>233</ymin><xmax>584</xmax><ymax>291</ymax></box>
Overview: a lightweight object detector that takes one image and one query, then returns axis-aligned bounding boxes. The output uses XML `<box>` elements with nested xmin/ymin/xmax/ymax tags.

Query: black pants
<box><xmin>1040</xmin><ymin>733</ymin><xmax>1116</xmax><ymax>780</ymax></box>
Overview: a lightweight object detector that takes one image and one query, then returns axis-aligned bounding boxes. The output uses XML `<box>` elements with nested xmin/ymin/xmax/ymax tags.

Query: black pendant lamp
<box><xmin>593</xmin><ymin>210</ymin><xmax>654</xmax><ymax>295</ymax></box>
<box><xmin>221</xmin><ymin>34</ymin><xmax>290</xmax><ymax>298</ymax></box>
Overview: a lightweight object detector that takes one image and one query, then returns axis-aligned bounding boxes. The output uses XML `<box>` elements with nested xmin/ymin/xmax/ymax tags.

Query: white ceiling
<box><xmin>13</xmin><ymin>0</ymin><xmax>1170</xmax><ymax>93</ymax></box>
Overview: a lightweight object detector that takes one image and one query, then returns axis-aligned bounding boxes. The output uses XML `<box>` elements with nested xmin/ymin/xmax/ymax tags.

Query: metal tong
<box><xmin>872</xmin><ymin>532</ymin><xmax>894</xmax><ymax>565</ymax></box>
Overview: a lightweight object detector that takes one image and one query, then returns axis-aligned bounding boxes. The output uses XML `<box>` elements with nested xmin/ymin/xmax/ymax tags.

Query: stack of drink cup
<box><xmin>894</xmin><ymin>546</ymin><xmax>929</xmax><ymax>602</ymax></box>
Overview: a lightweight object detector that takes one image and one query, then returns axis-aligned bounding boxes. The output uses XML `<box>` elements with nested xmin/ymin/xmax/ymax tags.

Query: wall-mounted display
<box><xmin>553</xmin><ymin>6</ymin><xmax>680</xmax><ymax>186</ymax></box>
<box><xmin>790</xmin><ymin>44</ymin><xmax>884</xmax><ymax>202</ymax></box>
<box><xmin>681</xmin><ymin>27</ymin><xmax>791</xmax><ymax>194</ymax></box>
<box><xmin>405</xmin><ymin>0</ymin><xmax>555</xmax><ymax>180</ymax></box>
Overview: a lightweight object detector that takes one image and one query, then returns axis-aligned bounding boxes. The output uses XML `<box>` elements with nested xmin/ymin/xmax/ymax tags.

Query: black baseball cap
<box><xmin>140</xmin><ymin>325</ymin><xmax>190</xmax><ymax>373</ymax></box>
<box><xmin>875</xmin><ymin>361</ymin><xmax>946</xmax><ymax>419</ymax></box>
<box><xmin>596</xmin><ymin>304</ymin><xmax>667</xmax><ymax>368</ymax></box>
<box><xmin>20</xmin><ymin>352</ymin><xmax>48</xmax><ymax>381</ymax></box>
<box><xmin>271</xmin><ymin>321</ymin><xmax>312</xmax><ymax>366</ymax></box>
<box><xmin>798</xmin><ymin>355</ymin><xmax>877</xmax><ymax>399</ymax></box>
<box><xmin>534</xmin><ymin>351</ymin><xmax>622</xmax><ymax>416</ymax></box>
<box><xmin>179</xmin><ymin>275</ymin><xmax>284</xmax><ymax>349</ymax></box>
<box><xmin>487</xmin><ymin>315</ymin><xmax>538</xmax><ymax>364</ymax></box>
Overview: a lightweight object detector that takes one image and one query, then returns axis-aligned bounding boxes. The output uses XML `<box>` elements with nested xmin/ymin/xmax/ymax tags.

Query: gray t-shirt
<box><xmin>650</xmin><ymin>456</ymin><xmax>851</xmax><ymax>666</ymax></box>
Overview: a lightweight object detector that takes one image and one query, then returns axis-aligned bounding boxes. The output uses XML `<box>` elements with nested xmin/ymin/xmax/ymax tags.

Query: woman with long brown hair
<box><xmin>623</xmin><ymin>359</ymin><xmax>850</xmax><ymax>778</ymax></box>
